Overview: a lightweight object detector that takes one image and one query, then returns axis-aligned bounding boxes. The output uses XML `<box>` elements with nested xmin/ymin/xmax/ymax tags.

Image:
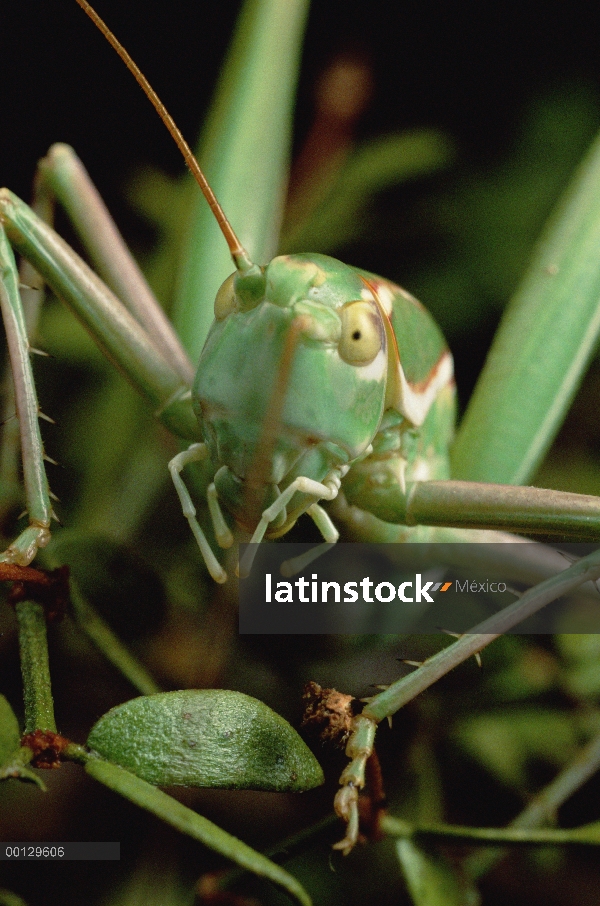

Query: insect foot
<box><xmin>0</xmin><ymin>524</ymin><xmax>51</xmax><ymax>568</ymax></box>
<box><xmin>332</xmin><ymin>713</ymin><xmax>378</xmax><ymax>855</ymax></box>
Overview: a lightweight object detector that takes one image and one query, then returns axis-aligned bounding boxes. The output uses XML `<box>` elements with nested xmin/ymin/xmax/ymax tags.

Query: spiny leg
<box><xmin>0</xmin><ymin>188</ymin><xmax>198</xmax><ymax>442</ymax></box>
<box><xmin>1</xmin><ymin>146</ymin><xmax>195</xmax><ymax>544</ymax></box>
<box><xmin>0</xmin><ymin>227</ymin><xmax>52</xmax><ymax>564</ymax></box>
<box><xmin>1</xmin><ymin>186</ymin><xmax>204</xmax><ymax>561</ymax></box>
<box><xmin>168</xmin><ymin>444</ymin><xmax>228</xmax><ymax>584</ymax></box>
<box><xmin>0</xmin><ymin>178</ymin><xmax>52</xmax><ymax>522</ymax></box>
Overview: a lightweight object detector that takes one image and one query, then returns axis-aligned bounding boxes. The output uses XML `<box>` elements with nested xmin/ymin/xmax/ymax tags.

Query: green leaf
<box><xmin>0</xmin><ymin>890</ymin><xmax>30</xmax><ymax>906</ymax></box>
<box><xmin>85</xmin><ymin>758</ymin><xmax>313</xmax><ymax>906</ymax></box>
<box><xmin>453</xmin><ymin>709</ymin><xmax>578</xmax><ymax>790</ymax></box>
<box><xmin>452</xmin><ymin>123</ymin><xmax>600</xmax><ymax>484</ymax></box>
<box><xmin>0</xmin><ymin>696</ymin><xmax>44</xmax><ymax>787</ymax></box>
<box><xmin>174</xmin><ymin>0</ymin><xmax>311</xmax><ymax>361</ymax></box>
<box><xmin>0</xmin><ymin>695</ymin><xmax>20</xmax><ymax>766</ymax></box>
<box><xmin>87</xmin><ymin>689</ymin><xmax>324</xmax><ymax>791</ymax></box>
<box><xmin>397</xmin><ymin>839</ymin><xmax>480</xmax><ymax>906</ymax></box>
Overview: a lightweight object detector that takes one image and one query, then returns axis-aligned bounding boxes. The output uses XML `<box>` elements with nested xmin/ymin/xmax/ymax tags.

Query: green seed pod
<box><xmin>87</xmin><ymin>689</ymin><xmax>324</xmax><ymax>792</ymax></box>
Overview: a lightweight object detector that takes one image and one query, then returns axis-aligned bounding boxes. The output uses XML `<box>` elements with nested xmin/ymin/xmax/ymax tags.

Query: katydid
<box><xmin>2</xmin><ymin>2</ymin><xmax>600</xmax><ymax>583</ymax></box>
<box><xmin>2</xmin><ymin>0</ymin><xmax>600</xmax><ymax>868</ymax></box>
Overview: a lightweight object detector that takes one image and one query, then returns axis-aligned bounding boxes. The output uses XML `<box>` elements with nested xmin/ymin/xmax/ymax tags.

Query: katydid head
<box><xmin>193</xmin><ymin>253</ymin><xmax>389</xmax><ymax>530</ymax></box>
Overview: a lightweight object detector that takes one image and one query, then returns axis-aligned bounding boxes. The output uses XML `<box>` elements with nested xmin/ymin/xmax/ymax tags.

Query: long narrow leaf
<box><xmin>452</xmin><ymin>130</ymin><xmax>600</xmax><ymax>484</ymax></box>
<box><xmin>173</xmin><ymin>0</ymin><xmax>310</xmax><ymax>361</ymax></box>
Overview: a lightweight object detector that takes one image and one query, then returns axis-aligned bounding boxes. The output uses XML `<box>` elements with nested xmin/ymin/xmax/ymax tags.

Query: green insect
<box><xmin>2</xmin><ymin>1</ymin><xmax>600</xmax><ymax>587</ymax></box>
<box><xmin>2</xmin><ymin>0</ymin><xmax>600</xmax><ymax>870</ymax></box>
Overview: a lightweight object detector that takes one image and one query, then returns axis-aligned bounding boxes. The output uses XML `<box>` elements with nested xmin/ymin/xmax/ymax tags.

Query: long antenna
<box><xmin>75</xmin><ymin>0</ymin><xmax>255</xmax><ymax>274</ymax></box>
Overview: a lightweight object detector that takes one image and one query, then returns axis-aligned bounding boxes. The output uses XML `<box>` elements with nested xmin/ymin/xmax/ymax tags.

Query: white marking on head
<box><xmin>394</xmin><ymin>351</ymin><xmax>454</xmax><ymax>427</ymax></box>
<box><xmin>373</xmin><ymin>282</ymin><xmax>394</xmax><ymax>316</ymax></box>
<box><xmin>353</xmin><ymin>348</ymin><xmax>387</xmax><ymax>383</ymax></box>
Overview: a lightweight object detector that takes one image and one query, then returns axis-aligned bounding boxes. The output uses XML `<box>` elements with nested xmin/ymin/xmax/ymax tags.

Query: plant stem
<box><xmin>15</xmin><ymin>599</ymin><xmax>56</xmax><ymax>734</ymax></box>
<box><xmin>68</xmin><ymin>579</ymin><xmax>161</xmax><ymax>696</ymax></box>
<box><xmin>467</xmin><ymin>726</ymin><xmax>600</xmax><ymax>877</ymax></box>
<box><xmin>363</xmin><ymin>547</ymin><xmax>600</xmax><ymax>722</ymax></box>
<box><xmin>381</xmin><ymin>814</ymin><xmax>600</xmax><ymax>846</ymax></box>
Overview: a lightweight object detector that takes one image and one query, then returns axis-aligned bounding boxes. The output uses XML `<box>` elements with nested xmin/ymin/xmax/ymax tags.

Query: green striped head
<box><xmin>193</xmin><ymin>254</ymin><xmax>389</xmax><ymax>518</ymax></box>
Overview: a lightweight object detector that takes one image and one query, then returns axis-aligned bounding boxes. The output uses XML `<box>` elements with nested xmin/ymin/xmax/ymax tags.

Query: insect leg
<box><xmin>35</xmin><ymin>144</ymin><xmax>194</xmax><ymax>384</ymax></box>
<box><xmin>0</xmin><ymin>227</ymin><xmax>52</xmax><ymax>564</ymax></box>
<box><xmin>237</xmin><ymin>474</ymin><xmax>342</xmax><ymax>578</ymax></box>
<box><xmin>0</xmin><ymin>189</ymin><xmax>198</xmax><ymax>441</ymax></box>
<box><xmin>307</xmin><ymin>502</ymin><xmax>339</xmax><ymax>542</ymax></box>
<box><xmin>207</xmin><ymin>483</ymin><xmax>234</xmax><ymax>549</ymax></box>
<box><xmin>278</xmin><ymin>503</ymin><xmax>340</xmax><ymax>576</ymax></box>
<box><xmin>169</xmin><ymin>444</ymin><xmax>227</xmax><ymax>584</ymax></box>
<box><xmin>332</xmin><ymin>714</ymin><xmax>378</xmax><ymax>855</ymax></box>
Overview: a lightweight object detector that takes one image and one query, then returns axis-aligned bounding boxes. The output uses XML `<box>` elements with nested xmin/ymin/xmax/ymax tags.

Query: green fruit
<box><xmin>87</xmin><ymin>689</ymin><xmax>324</xmax><ymax>792</ymax></box>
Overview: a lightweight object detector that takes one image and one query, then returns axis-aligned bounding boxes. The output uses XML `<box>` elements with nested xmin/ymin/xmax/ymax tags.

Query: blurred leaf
<box><xmin>453</xmin><ymin>709</ymin><xmax>580</xmax><ymax>790</ymax></box>
<box><xmin>484</xmin><ymin>645</ymin><xmax>558</xmax><ymax>701</ymax></box>
<box><xmin>99</xmin><ymin>851</ymin><xmax>193</xmax><ymax>906</ymax></box>
<box><xmin>556</xmin><ymin>634</ymin><xmax>600</xmax><ymax>699</ymax></box>
<box><xmin>281</xmin><ymin>130</ymin><xmax>454</xmax><ymax>253</ymax></box>
<box><xmin>0</xmin><ymin>695</ymin><xmax>20</xmax><ymax>766</ymax></box>
<box><xmin>433</xmin><ymin>85</ymin><xmax>600</xmax><ymax>313</ymax></box>
<box><xmin>0</xmin><ymin>891</ymin><xmax>29</xmax><ymax>906</ymax></box>
<box><xmin>397</xmin><ymin>839</ymin><xmax>480</xmax><ymax>906</ymax></box>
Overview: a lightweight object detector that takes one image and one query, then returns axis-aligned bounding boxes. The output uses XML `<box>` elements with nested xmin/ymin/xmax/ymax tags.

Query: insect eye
<box><xmin>338</xmin><ymin>300</ymin><xmax>383</xmax><ymax>366</ymax></box>
<box><xmin>214</xmin><ymin>273</ymin><xmax>238</xmax><ymax>321</ymax></box>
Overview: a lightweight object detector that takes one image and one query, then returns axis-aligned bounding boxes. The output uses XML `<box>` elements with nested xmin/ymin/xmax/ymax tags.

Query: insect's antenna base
<box><xmin>76</xmin><ymin>0</ymin><xmax>255</xmax><ymax>275</ymax></box>
<box><xmin>232</xmin><ymin>249</ymin><xmax>259</xmax><ymax>276</ymax></box>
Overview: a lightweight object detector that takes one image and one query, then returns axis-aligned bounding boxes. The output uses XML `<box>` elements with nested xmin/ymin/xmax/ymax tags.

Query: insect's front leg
<box><xmin>341</xmin><ymin>401</ymin><xmax>600</xmax><ymax>543</ymax></box>
<box><xmin>168</xmin><ymin>443</ymin><xmax>231</xmax><ymax>584</ymax></box>
<box><xmin>237</xmin><ymin>467</ymin><xmax>347</xmax><ymax>579</ymax></box>
<box><xmin>0</xmin><ymin>184</ymin><xmax>202</xmax><ymax>563</ymax></box>
<box><xmin>0</xmin><ymin>227</ymin><xmax>52</xmax><ymax>565</ymax></box>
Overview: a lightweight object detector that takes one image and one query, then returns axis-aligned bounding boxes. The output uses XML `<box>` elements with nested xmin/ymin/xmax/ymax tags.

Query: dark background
<box><xmin>3</xmin><ymin>1</ymin><xmax>600</xmax><ymax>225</ymax></box>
